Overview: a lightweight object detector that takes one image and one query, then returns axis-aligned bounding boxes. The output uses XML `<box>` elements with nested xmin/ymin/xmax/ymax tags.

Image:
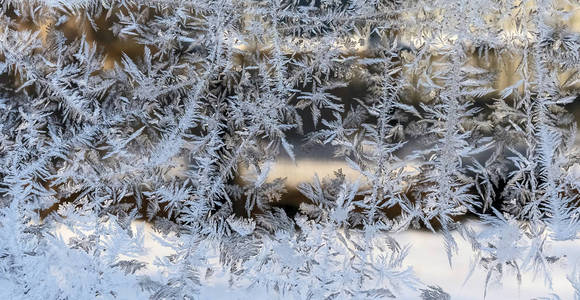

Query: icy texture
<box><xmin>1</xmin><ymin>0</ymin><xmax>579</xmax><ymax>298</ymax></box>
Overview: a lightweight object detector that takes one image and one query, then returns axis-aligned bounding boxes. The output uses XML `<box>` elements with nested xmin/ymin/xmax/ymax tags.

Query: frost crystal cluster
<box><xmin>1</xmin><ymin>0</ymin><xmax>579</xmax><ymax>299</ymax></box>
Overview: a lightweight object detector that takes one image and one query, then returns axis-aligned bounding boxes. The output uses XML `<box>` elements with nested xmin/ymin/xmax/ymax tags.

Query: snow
<box><xmin>70</xmin><ymin>220</ymin><xmax>577</xmax><ymax>299</ymax></box>
<box><xmin>395</xmin><ymin>225</ymin><xmax>579</xmax><ymax>299</ymax></box>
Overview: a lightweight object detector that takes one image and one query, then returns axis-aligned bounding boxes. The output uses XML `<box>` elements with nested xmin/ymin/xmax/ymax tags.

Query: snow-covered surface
<box><xmin>395</xmin><ymin>226</ymin><xmax>579</xmax><ymax>299</ymax></box>
<box><xmin>48</xmin><ymin>220</ymin><xmax>577</xmax><ymax>299</ymax></box>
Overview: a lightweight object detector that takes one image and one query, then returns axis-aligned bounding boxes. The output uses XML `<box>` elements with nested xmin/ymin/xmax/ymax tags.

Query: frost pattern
<box><xmin>0</xmin><ymin>0</ymin><xmax>579</xmax><ymax>298</ymax></box>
